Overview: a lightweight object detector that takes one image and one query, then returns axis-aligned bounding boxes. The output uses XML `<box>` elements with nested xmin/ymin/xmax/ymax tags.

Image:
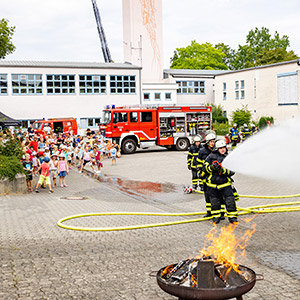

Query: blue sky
<box><xmin>2</xmin><ymin>0</ymin><xmax>300</xmax><ymax>68</ymax></box>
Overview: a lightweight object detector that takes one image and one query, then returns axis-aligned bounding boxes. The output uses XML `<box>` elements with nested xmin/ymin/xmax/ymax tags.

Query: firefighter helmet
<box><xmin>215</xmin><ymin>139</ymin><xmax>226</xmax><ymax>149</ymax></box>
<box><xmin>233</xmin><ymin>123</ymin><xmax>237</xmax><ymax>127</ymax></box>
<box><xmin>205</xmin><ymin>133</ymin><xmax>216</xmax><ymax>142</ymax></box>
<box><xmin>193</xmin><ymin>135</ymin><xmax>201</xmax><ymax>142</ymax></box>
<box><xmin>243</xmin><ymin>123</ymin><xmax>248</xmax><ymax>128</ymax></box>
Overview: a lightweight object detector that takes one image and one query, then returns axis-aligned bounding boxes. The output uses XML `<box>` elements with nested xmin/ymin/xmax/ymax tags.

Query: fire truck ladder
<box><xmin>91</xmin><ymin>0</ymin><xmax>113</xmax><ymax>63</ymax></box>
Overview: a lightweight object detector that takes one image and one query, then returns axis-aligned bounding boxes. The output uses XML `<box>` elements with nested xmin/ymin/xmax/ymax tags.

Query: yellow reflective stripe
<box><xmin>217</xmin><ymin>182</ymin><xmax>232</xmax><ymax>189</ymax></box>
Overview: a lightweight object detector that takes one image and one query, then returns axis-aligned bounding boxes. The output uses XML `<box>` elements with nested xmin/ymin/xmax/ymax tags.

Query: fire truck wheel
<box><xmin>176</xmin><ymin>138</ymin><xmax>190</xmax><ymax>151</ymax></box>
<box><xmin>122</xmin><ymin>139</ymin><xmax>137</xmax><ymax>154</ymax></box>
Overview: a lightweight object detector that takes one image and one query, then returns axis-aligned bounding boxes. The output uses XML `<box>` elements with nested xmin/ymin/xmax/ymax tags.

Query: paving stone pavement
<box><xmin>1</xmin><ymin>149</ymin><xmax>300</xmax><ymax>300</ymax></box>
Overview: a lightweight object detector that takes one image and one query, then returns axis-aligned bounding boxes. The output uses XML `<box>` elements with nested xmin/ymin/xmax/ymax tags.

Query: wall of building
<box><xmin>175</xmin><ymin>77</ymin><xmax>215</xmax><ymax>105</ymax></box>
<box><xmin>215</xmin><ymin>61</ymin><xmax>300</xmax><ymax>122</ymax></box>
<box><xmin>122</xmin><ymin>0</ymin><xmax>163</xmax><ymax>83</ymax></box>
<box><xmin>141</xmin><ymin>82</ymin><xmax>177</xmax><ymax>105</ymax></box>
<box><xmin>0</xmin><ymin>64</ymin><xmax>142</xmax><ymax>125</ymax></box>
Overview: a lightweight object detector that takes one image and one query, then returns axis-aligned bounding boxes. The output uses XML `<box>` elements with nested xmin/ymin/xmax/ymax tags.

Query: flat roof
<box><xmin>215</xmin><ymin>59</ymin><xmax>300</xmax><ymax>76</ymax></box>
<box><xmin>164</xmin><ymin>69</ymin><xmax>228</xmax><ymax>77</ymax></box>
<box><xmin>0</xmin><ymin>60</ymin><xmax>142</xmax><ymax>70</ymax></box>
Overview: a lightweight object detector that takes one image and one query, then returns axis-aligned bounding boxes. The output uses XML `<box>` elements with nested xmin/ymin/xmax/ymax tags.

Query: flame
<box><xmin>200</xmin><ymin>222</ymin><xmax>256</xmax><ymax>274</ymax></box>
<box><xmin>161</xmin><ymin>265</ymin><xmax>173</xmax><ymax>277</ymax></box>
<box><xmin>191</xmin><ymin>274</ymin><xmax>197</xmax><ymax>287</ymax></box>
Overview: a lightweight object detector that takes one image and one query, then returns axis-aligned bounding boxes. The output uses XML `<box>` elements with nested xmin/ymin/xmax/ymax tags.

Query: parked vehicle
<box><xmin>99</xmin><ymin>105</ymin><xmax>212</xmax><ymax>154</ymax></box>
<box><xmin>33</xmin><ymin>118</ymin><xmax>78</xmax><ymax>135</ymax></box>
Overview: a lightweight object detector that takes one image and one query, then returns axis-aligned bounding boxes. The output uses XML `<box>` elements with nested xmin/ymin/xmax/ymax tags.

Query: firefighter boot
<box><xmin>229</xmin><ymin>217</ymin><xmax>238</xmax><ymax>224</ymax></box>
<box><xmin>213</xmin><ymin>217</ymin><xmax>220</xmax><ymax>224</ymax></box>
<box><xmin>203</xmin><ymin>212</ymin><xmax>211</xmax><ymax>218</ymax></box>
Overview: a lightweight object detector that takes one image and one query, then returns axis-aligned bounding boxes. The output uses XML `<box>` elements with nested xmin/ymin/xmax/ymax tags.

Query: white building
<box><xmin>0</xmin><ymin>61</ymin><xmax>142</xmax><ymax>129</ymax></box>
<box><xmin>214</xmin><ymin>59</ymin><xmax>300</xmax><ymax>122</ymax></box>
<box><xmin>163</xmin><ymin>69</ymin><xmax>227</xmax><ymax>105</ymax></box>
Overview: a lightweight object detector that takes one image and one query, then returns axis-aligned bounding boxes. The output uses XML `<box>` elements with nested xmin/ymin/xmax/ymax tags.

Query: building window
<box><xmin>143</xmin><ymin>93</ymin><xmax>150</xmax><ymax>101</ymax></box>
<box><xmin>110</xmin><ymin>75</ymin><xmax>136</xmax><ymax>94</ymax></box>
<box><xmin>235</xmin><ymin>91</ymin><xmax>239</xmax><ymax>99</ymax></box>
<box><xmin>176</xmin><ymin>81</ymin><xmax>205</xmax><ymax>94</ymax></box>
<box><xmin>241</xmin><ymin>90</ymin><xmax>245</xmax><ymax>99</ymax></box>
<box><xmin>277</xmin><ymin>72</ymin><xmax>298</xmax><ymax>105</ymax></box>
<box><xmin>0</xmin><ymin>74</ymin><xmax>8</xmax><ymax>95</ymax></box>
<box><xmin>223</xmin><ymin>82</ymin><xmax>226</xmax><ymax>91</ymax></box>
<box><xmin>240</xmin><ymin>80</ymin><xmax>245</xmax><ymax>89</ymax></box>
<box><xmin>46</xmin><ymin>74</ymin><xmax>75</xmax><ymax>94</ymax></box>
<box><xmin>154</xmin><ymin>93</ymin><xmax>161</xmax><ymax>101</ymax></box>
<box><xmin>12</xmin><ymin>74</ymin><xmax>43</xmax><ymax>95</ymax></box>
<box><xmin>165</xmin><ymin>92</ymin><xmax>172</xmax><ymax>100</ymax></box>
<box><xmin>223</xmin><ymin>92</ymin><xmax>227</xmax><ymax>100</ymax></box>
<box><xmin>140</xmin><ymin>111</ymin><xmax>152</xmax><ymax>122</ymax></box>
<box><xmin>223</xmin><ymin>111</ymin><xmax>227</xmax><ymax>118</ymax></box>
<box><xmin>80</xmin><ymin>118</ymin><xmax>101</xmax><ymax>129</ymax></box>
<box><xmin>235</xmin><ymin>81</ymin><xmax>239</xmax><ymax>90</ymax></box>
<box><xmin>79</xmin><ymin>75</ymin><xmax>106</xmax><ymax>94</ymax></box>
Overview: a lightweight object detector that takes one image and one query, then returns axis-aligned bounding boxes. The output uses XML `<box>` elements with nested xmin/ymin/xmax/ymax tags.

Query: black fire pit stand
<box><xmin>178</xmin><ymin>297</ymin><xmax>243</xmax><ymax>300</ymax></box>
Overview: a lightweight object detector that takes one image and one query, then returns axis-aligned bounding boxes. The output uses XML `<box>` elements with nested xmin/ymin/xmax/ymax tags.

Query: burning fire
<box><xmin>199</xmin><ymin>221</ymin><xmax>256</xmax><ymax>274</ymax></box>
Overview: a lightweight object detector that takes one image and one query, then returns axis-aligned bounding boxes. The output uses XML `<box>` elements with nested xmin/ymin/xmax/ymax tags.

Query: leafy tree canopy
<box><xmin>0</xmin><ymin>18</ymin><xmax>16</xmax><ymax>59</ymax></box>
<box><xmin>171</xmin><ymin>27</ymin><xmax>298</xmax><ymax>70</ymax></box>
<box><xmin>170</xmin><ymin>41</ymin><xmax>228</xmax><ymax>70</ymax></box>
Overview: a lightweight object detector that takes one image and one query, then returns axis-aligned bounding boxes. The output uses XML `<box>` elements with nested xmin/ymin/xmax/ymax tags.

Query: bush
<box><xmin>258</xmin><ymin>116</ymin><xmax>274</xmax><ymax>129</ymax></box>
<box><xmin>0</xmin><ymin>155</ymin><xmax>24</xmax><ymax>181</ymax></box>
<box><xmin>231</xmin><ymin>107</ymin><xmax>252</xmax><ymax>127</ymax></box>
<box><xmin>214</xmin><ymin>115</ymin><xmax>228</xmax><ymax>124</ymax></box>
<box><xmin>0</xmin><ymin>135</ymin><xmax>23</xmax><ymax>159</ymax></box>
<box><xmin>213</xmin><ymin>122</ymin><xmax>229</xmax><ymax>136</ymax></box>
<box><xmin>0</xmin><ymin>134</ymin><xmax>24</xmax><ymax>181</ymax></box>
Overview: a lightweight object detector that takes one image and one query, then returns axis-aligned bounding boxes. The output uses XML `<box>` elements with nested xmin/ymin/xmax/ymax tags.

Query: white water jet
<box><xmin>222</xmin><ymin>118</ymin><xmax>300</xmax><ymax>185</ymax></box>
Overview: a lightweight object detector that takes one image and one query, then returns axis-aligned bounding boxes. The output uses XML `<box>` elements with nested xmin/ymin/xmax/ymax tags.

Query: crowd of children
<box><xmin>1</xmin><ymin>127</ymin><xmax>121</xmax><ymax>193</ymax></box>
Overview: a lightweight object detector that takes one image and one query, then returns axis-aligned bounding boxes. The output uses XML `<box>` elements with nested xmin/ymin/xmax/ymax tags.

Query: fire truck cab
<box><xmin>100</xmin><ymin>105</ymin><xmax>212</xmax><ymax>154</ymax></box>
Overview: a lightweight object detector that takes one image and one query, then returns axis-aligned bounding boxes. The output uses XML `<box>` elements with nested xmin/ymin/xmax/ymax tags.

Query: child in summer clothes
<box><xmin>57</xmin><ymin>153</ymin><xmax>69</xmax><ymax>187</ymax></box>
<box><xmin>23</xmin><ymin>153</ymin><xmax>33</xmax><ymax>192</ymax></box>
<box><xmin>49</xmin><ymin>153</ymin><xmax>58</xmax><ymax>187</ymax></box>
<box><xmin>35</xmin><ymin>157</ymin><xmax>53</xmax><ymax>193</ymax></box>
<box><xmin>111</xmin><ymin>147</ymin><xmax>117</xmax><ymax>165</ymax></box>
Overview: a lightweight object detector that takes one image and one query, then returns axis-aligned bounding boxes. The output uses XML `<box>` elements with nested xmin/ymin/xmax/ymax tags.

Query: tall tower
<box><xmin>123</xmin><ymin>0</ymin><xmax>163</xmax><ymax>83</ymax></box>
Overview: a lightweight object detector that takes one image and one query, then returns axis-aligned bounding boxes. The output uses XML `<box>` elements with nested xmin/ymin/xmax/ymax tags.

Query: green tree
<box><xmin>170</xmin><ymin>41</ymin><xmax>228</xmax><ymax>70</ymax></box>
<box><xmin>0</xmin><ymin>18</ymin><xmax>16</xmax><ymax>59</ymax></box>
<box><xmin>232</xmin><ymin>27</ymin><xmax>298</xmax><ymax>69</ymax></box>
<box><xmin>231</xmin><ymin>106</ymin><xmax>252</xmax><ymax>128</ymax></box>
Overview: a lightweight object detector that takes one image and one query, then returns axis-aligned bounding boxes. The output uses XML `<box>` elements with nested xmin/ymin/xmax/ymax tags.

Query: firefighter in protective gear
<box><xmin>204</xmin><ymin>139</ymin><xmax>238</xmax><ymax>224</ymax></box>
<box><xmin>187</xmin><ymin>135</ymin><xmax>202</xmax><ymax>189</ymax></box>
<box><xmin>250</xmin><ymin>124</ymin><xmax>258</xmax><ymax>135</ymax></box>
<box><xmin>229</xmin><ymin>123</ymin><xmax>239</xmax><ymax>150</ymax></box>
<box><xmin>241</xmin><ymin>123</ymin><xmax>251</xmax><ymax>141</ymax></box>
<box><xmin>196</xmin><ymin>133</ymin><xmax>216</xmax><ymax>217</ymax></box>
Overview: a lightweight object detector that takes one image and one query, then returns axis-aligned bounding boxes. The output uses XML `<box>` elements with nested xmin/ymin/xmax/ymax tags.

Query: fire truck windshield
<box><xmin>33</xmin><ymin>122</ymin><xmax>43</xmax><ymax>129</ymax></box>
<box><xmin>102</xmin><ymin>111</ymin><xmax>111</xmax><ymax>124</ymax></box>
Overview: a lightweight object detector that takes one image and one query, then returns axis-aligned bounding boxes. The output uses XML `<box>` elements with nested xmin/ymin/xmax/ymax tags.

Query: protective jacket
<box><xmin>187</xmin><ymin>144</ymin><xmax>201</xmax><ymax>169</ymax></box>
<box><xmin>204</xmin><ymin>151</ymin><xmax>234</xmax><ymax>189</ymax></box>
<box><xmin>242</xmin><ymin>128</ymin><xmax>251</xmax><ymax>140</ymax></box>
<box><xmin>196</xmin><ymin>144</ymin><xmax>213</xmax><ymax>169</ymax></box>
<box><xmin>230</xmin><ymin>127</ymin><xmax>239</xmax><ymax>140</ymax></box>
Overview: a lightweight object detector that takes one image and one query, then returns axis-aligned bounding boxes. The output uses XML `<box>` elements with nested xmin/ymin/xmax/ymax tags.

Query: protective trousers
<box><xmin>231</xmin><ymin>137</ymin><xmax>238</xmax><ymax>150</ymax></box>
<box><xmin>207</xmin><ymin>186</ymin><xmax>237</xmax><ymax>220</ymax></box>
<box><xmin>203</xmin><ymin>184</ymin><xmax>211</xmax><ymax>215</ymax></box>
<box><xmin>191</xmin><ymin>169</ymin><xmax>200</xmax><ymax>188</ymax></box>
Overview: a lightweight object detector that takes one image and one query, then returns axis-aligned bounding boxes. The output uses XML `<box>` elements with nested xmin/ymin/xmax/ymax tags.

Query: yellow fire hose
<box><xmin>57</xmin><ymin>196</ymin><xmax>300</xmax><ymax>231</ymax></box>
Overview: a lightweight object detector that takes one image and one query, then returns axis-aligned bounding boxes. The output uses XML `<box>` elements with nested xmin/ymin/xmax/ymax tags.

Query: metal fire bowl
<box><xmin>157</xmin><ymin>263</ymin><xmax>257</xmax><ymax>300</ymax></box>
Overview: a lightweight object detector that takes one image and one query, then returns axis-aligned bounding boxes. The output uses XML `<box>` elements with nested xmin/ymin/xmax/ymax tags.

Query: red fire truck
<box><xmin>100</xmin><ymin>105</ymin><xmax>212</xmax><ymax>154</ymax></box>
